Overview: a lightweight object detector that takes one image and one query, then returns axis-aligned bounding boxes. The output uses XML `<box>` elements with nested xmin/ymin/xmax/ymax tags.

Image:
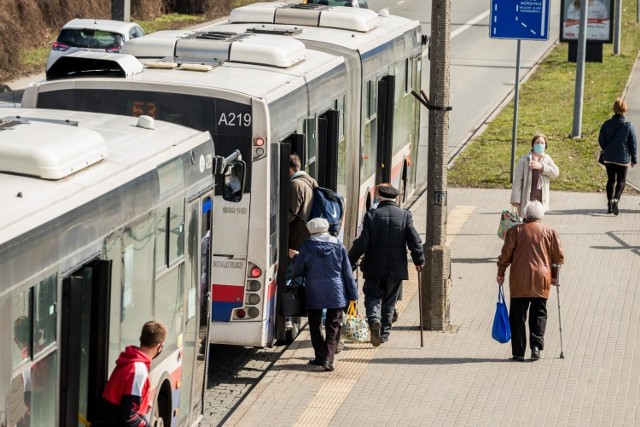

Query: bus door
<box><xmin>317</xmin><ymin>109</ymin><xmax>340</xmax><ymax>191</ymax></box>
<box><xmin>275</xmin><ymin>140</ymin><xmax>293</xmax><ymax>341</ymax></box>
<box><xmin>179</xmin><ymin>194</ymin><xmax>213</xmax><ymax>425</ymax></box>
<box><xmin>59</xmin><ymin>260</ymin><xmax>111</xmax><ymax>427</ymax></box>
<box><xmin>376</xmin><ymin>75</ymin><xmax>396</xmax><ymax>184</ymax></box>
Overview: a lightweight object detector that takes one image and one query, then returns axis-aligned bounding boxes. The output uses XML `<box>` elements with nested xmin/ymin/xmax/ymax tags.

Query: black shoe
<box><xmin>531</xmin><ymin>347</ymin><xmax>541</xmax><ymax>360</ymax></box>
<box><xmin>370</xmin><ymin>320</ymin><xmax>382</xmax><ymax>347</ymax></box>
<box><xmin>323</xmin><ymin>361</ymin><xmax>335</xmax><ymax>371</ymax></box>
<box><xmin>308</xmin><ymin>359</ymin><xmax>323</xmax><ymax>366</ymax></box>
<box><xmin>392</xmin><ymin>308</ymin><xmax>399</xmax><ymax>323</ymax></box>
<box><xmin>607</xmin><ymin>201</ymin><xmax>613</xmax><ymax>214</ymax></box>
<box><xmin>612</xmin><ymin>199</ymin><xmax>619</xmax><ymax>216</ymax></box>
<box><xmin>512</xmin><ymin>355</ymin><xmax>525</xmax><ymax>362</ymax></box>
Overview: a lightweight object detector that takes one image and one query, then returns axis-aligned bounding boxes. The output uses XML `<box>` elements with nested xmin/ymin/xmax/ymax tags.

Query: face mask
<box><xmin>533</xmin><ymin>143</ymin><xmax>545</xmax><ymax>154</ymax></box>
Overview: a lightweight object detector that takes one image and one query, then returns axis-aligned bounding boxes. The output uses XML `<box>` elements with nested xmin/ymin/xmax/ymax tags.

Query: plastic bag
<box><xmin>491</xmin><ymin>285</ymin><xmax>511</xmax><ymax>343</ymax></box>
<box><xmin>497</xmin><ymin>209</ymin><xmax>520</xmax><ymax>240</ymax></box>
<box><xmin>341</xmin><ymin>301</ymin><xmax>370</xmax><ymax>343</ymax></box>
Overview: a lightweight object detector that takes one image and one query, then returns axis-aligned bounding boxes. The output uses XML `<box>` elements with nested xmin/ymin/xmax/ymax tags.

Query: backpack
<box><xmin>309</xmin><ymin>186</ymin><xmax>345</xmax><ymax>236</ymax></box>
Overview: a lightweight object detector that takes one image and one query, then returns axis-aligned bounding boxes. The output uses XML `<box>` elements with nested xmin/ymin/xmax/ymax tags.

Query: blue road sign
<box><xmin>490</xmin><ymin>0</ymin><xmax>550</xmax><ymax>40</ymax></box>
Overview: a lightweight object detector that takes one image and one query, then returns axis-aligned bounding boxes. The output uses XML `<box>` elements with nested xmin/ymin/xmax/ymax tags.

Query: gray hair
<box><xmin>524</xmin><ymin>200</ymin><xmax>545</xmax><ymax>220</ymax></box>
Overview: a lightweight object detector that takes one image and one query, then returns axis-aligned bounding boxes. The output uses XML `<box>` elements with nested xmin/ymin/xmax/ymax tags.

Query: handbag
<box><xmin>491</xmin><ymin>285</ymin><xmax>511</xmax><ymax>343</ymax></box>
<box><xmin>341</xmin><ymin>301</ymin><xmax>370</xmax><ymax>343</ymax></box>
<box><xmin>497</xmin><ymin>208</ymin><xmax>521</xmax><ymax>240</ymax></box>
<box><xmin>279</xmin><ymin>283</ymin><xmax>307</xmax><ymax>317</ymax></box>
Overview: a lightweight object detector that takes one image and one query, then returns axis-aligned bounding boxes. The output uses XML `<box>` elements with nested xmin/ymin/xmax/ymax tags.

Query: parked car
<box><xmin>303</xmin><ymin>0</ymin><xmax>369</xmax><ymax>8</ymax></box>
<box><xmin>46</xmin><ymin>19</ymin><xmax>145</xmax><ymax>70</ymax></box>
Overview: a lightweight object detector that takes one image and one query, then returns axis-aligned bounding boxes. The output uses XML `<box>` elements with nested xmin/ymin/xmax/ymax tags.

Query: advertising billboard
<box><xmin>561</xmin><ymin>0</ymin><xmax>614</xmax><ymax>43</ymax></box>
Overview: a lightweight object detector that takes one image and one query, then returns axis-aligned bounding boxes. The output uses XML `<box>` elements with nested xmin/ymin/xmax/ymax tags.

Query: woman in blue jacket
<box><xmin>599</xmin><ymin>98</ymin><xmax>638</xmax><ymax>215</ymax></box>
<box><xmin>289</xmin><ymin>218</ymin><xmax>358</xmax><ymax>371</ymax></box>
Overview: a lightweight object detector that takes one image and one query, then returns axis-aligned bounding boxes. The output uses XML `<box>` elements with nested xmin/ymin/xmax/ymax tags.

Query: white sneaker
<box><xmin>285</xmin><ymin>319</ymin><xmax>293</xmax><ymax>329</ymax></box>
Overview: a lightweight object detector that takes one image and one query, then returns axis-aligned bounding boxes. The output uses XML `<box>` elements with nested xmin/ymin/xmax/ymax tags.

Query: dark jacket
<box><xmin>292</xmin><ymin>234</ymin><xmax>358</xmax><ymax>309</ymax></box>
<box><xmin>599</xmin><ymin>114</ymin><xmax>638</xmax><ymax>165</ymax></box>
<box><xmin>288</xmin><ymin>172</ymin><xmax>317</xmax><ymax>250</ymax></box>
<box><xmin>497</xmin><ymin>220</ymin><xmax>565</xmax><ymax>299</ymax></box>
<box><xmin>91</xmin><ymin>346</ymin><xmax>151</xmax><ymax>427</ymax></box>
<box><xmin>348</xmin><ymin>200</ymin><xmax>424</xmax><ymax>279</ymax></box>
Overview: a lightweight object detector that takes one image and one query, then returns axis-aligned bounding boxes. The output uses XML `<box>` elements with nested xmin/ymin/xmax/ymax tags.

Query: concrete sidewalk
<box><xmin>219</xmin><ymin>187</ymin><xmax>640</xmax><ymax>426</ymax></box>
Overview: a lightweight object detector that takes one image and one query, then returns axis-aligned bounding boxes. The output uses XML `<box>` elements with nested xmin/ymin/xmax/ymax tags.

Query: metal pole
<box><xmin>614</xmin><ymin>0</ymin><xmax>623</xmax><ymax>54</ymax></box>
<box><xmin>572</xmin><ymin>0</ymin><xmax>589</xmax><ymax>138</ymax></box>
<box><xmin>510</xmin><ymin>40</ymin><xmax>522</xmax><ymax>184</ymax></box>
<box><xmin>417</xmin><ymin>269</ymin><xmax>424</xmax><ymax>347</ymax></box>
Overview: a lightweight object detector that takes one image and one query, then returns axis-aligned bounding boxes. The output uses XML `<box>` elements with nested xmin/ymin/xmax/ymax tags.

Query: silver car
<box><xmin>46</xmin><ymin>19</ymin><xmax>145</xmax><ymax>70</ymax></box>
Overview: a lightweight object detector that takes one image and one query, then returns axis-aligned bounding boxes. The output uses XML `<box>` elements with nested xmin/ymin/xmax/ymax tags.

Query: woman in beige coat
<box><xmin>510</xmin><ymin>134</ymin><xmax>560</xmax><ymax>218</ymax></box>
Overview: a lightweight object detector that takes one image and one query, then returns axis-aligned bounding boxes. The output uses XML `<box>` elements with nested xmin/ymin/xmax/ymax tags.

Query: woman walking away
<box><xmin>599</xmin><ymin>98</ymin><xmax>637</xmax><ymax>215</ymax></box>
<box><xmin>511</xmin><ymin>134</ymin><xmax>560</xmax><ymax>219</ymax></box>
<box><xmin>289</xmin><ymin>218</ymin><xmax>358</xmax><ymax>372</ymax></box>
<box><xmin>497</xmin><ymin>201</ymin><xmax>565</xmax><ymax>362</ymax></box>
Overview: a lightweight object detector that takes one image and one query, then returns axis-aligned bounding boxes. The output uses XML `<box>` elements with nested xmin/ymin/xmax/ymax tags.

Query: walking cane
<box><xmin>554</xmin><ymin>264</ymin><xmax>565</xmax><ymax>359</ymax></box>
<box><xmin>417</xmin><ymin>268</ymin><xmax>424</xmax><ymax>348</ymax></box>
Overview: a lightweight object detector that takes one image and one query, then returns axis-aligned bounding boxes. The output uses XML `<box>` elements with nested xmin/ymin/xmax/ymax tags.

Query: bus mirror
<box><xmin>222</xmin><ymin>160</ymin><xmax>246</xmax><ymax>202</ymax></box>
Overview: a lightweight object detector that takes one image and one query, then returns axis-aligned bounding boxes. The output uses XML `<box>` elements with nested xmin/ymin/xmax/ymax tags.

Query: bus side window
<box><xmin>222</xmin><ymin>161</ymin><xmax>246</xmax><ymax>202</ymax></box>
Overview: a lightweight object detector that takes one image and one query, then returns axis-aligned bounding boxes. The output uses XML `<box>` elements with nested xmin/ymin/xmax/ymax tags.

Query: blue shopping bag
<box><xmin>492</xmin><ymin>285</ymin><xmax>511</xmax><ymax>343</ymax></box>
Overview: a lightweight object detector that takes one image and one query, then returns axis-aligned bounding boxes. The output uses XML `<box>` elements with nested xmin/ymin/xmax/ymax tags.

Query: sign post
<box><xmin>490</xmin><ymin>0</ymin><xmax>550</xmax><ymax>183</ymax></box>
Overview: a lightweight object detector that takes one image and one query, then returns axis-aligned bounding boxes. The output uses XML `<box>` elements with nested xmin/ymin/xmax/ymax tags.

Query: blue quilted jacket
<box><xmin>292</xmin><ymin>234</ymin><xmax>358</xmax><ymax>309</ymax></box>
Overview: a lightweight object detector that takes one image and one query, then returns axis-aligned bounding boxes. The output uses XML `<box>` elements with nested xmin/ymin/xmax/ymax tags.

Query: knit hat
<box><xmin>306</xmin><ymin>217</ymin><xmax>329</xmax><ymax>234</ymax></box>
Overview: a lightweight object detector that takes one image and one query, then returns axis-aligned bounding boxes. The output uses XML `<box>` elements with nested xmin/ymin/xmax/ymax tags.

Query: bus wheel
<box><xmin>152</xmin><ymin>387</ymin><xmax>170</xmax><ymax>427</ymax></box>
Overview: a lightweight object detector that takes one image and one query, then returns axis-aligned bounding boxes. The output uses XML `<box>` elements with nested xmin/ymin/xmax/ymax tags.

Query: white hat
<box><xmin>306</xmin><ymin>217</ymin><xmax>329</xmax><ymax>234</ymax></box>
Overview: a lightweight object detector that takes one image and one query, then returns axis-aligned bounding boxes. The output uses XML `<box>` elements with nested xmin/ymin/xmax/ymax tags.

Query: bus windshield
<box><xmin>37</xmin><ymin>88</ymin><xmax>253</xmax><ymax>191</ymax></box>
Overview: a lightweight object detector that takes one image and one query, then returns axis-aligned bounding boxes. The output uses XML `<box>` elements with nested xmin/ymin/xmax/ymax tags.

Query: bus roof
<box><xmin>0</xmin><ymin>108</ymin><xmax>211</xmax><ymax>245</ymax></box>
<box><xmin>34</xmin><ymin>43</ymin><xmax>344</xmax><ymax>104</ymax></box>
<box><xmin>221</xmin><ymin>2</ymin><xmax>422</xmax><ymax>55</ymax></box>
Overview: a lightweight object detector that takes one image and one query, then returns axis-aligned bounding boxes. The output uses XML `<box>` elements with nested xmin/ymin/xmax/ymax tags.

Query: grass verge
<box><xmin>449</xmin><ymin>3</ymin><xmax>640</xmax><ymax>193</ymax></box>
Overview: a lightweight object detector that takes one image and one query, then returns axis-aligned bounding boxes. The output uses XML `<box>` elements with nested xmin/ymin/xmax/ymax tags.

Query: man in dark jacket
<box><xmin>91</xmin><ymin>321</ymin><xmax>167</xmax><ymax>427</ymax></box>
<box><xmin>348</xmin><ymin>185</ymin><xmax>424</xmax><ymax>346</ymax></box>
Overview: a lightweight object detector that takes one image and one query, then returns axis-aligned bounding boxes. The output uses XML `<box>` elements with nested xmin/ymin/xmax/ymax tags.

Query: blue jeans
<box><xmin>363</xmin><ymin>277</ymin><xmax>403</xmax><ymax>340</ymax></box>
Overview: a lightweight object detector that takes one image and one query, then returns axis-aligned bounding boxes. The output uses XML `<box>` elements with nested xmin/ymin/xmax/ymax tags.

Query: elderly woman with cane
<box><xmin>496</xmin><ymin>201</ymin><xmax>565</xmax><ymax>362</ymax></box>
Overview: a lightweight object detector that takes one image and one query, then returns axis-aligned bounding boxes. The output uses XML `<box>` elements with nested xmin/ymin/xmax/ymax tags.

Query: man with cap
<box><xmin>348</xmin><ymin>185</ymin><xmax>424</xmax><ymax>346</ymax></box>
<box><xmin>289</xmin><ymin>218</ymin><xmax>358</xmax><ymax>371</ymax></box>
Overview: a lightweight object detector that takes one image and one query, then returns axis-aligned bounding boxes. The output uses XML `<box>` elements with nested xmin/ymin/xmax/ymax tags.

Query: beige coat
<box><xmin>288</xmin><ymin>172</ymin><xmax>317</xmax><ymax>250</ymax></box>
<box><xmin>497</xmin><ymin>220</ymin><xmax>565</xmax><ymax>299</ymax></box>
<box><xmin>510</xmin><ymin>152</ymin><xmax>559</xmax><ymax>218</ymax></box>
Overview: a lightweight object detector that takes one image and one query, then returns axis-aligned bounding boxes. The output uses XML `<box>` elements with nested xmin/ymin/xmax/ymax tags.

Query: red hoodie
<box><xmin>91</xmin><ymin>346</ymin><xmax>152</xmax><ymax>427</ymax></box>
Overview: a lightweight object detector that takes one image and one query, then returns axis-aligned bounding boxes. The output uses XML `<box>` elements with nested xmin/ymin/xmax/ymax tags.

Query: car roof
<box><xmin>61</xmin><ymin>19</ymin><xmax>142</xmax><ymax>33</ymax></box>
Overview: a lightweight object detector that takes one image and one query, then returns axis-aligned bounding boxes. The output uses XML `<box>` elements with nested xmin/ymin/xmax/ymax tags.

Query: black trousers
<box><xmin>308</xmin><ymin>308</ymin><xmax>343</xmax><ymax>363</ymax></box>
<box><xmin>363</xmin><ymin>278</ymin><xmax>403</xmax><ymax>340</ymax></box>
<box><xmin>509</xmin><ymin>297</ymin><xmax>547</xmax><ymax>357</ymax></box>
<box><xmin>605</xmin><ymin>163</ymin><xmax>628</xmax><ymax>200</ymax></box>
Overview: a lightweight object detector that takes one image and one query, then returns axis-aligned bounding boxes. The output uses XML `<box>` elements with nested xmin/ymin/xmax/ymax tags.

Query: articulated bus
<box><xmin>21</xmin><ymin>3</ymin><xmax>425</xmax><ymax>347</ymax></box>
<box><xmin>0</xmin><ymin>108</ymin><xmax>237</xmax><ymax>427</ymax></box>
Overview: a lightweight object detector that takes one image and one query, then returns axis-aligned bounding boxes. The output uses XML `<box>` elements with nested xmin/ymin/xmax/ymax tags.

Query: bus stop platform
<box><xmin>219</xmin><ymin>187</ymin><xmax>640</xmax><ymax>426</ymax></box>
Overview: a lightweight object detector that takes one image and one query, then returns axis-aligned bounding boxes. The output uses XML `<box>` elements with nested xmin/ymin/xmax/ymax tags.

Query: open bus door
<box><xmin>317</xmin><ymin>109</ymin><xmax>340</xmax><ymax>191</ymax></box>
<box><xmin>59</xmin><ymin>260</ymin><xmax>111</xmax><ymax>427</ymax></box>
<box><xmin>376</xmin><ymin>75</ymin><xmax>395</xmax><ymax>185</ymax></box>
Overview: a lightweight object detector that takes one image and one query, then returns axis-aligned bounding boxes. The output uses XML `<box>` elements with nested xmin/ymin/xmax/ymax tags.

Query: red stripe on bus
<box><xmin>267</xmin><ymin>279</ymin><xmax>277</xmax><ymax>300</ymax></box>
<box><xmin>211</xmin><ymin>284</ymin><xmax>244</xmax><ymax>302</ymax></box>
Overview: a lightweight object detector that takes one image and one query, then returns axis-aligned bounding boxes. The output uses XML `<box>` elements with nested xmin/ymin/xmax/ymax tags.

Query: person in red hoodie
<box><xmin>92</xmin><ymin>320</ymin><xmax>167</xmax><ymax>427</ymax></box>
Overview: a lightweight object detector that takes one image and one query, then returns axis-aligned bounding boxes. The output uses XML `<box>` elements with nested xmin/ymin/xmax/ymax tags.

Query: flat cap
<box><xmin>378</xmin><ymin>185</ymin><xmax>400</xmax><ymax>199</ymax></box>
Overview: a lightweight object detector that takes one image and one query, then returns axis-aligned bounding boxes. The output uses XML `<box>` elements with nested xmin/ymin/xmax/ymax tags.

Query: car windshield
<box><xmin>57</xmin><ymin>28</ymin><xmax>124</xmax><ymax>49</ymax></box>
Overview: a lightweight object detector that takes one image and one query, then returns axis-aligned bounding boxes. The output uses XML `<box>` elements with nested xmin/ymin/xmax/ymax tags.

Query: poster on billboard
<box><xmin>561</xmin><ymin>0</ymin><xmax>614</xmax><ymax>42</ymax></box>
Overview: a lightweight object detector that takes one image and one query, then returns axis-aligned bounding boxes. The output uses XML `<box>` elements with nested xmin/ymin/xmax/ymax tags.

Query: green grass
<box><xmin>449</xmin><ymin>5</ymin><xmax>640</xmax><ymax>192</ymax></box>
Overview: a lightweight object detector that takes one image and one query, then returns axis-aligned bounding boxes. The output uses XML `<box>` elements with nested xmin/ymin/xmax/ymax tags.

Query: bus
<box><xmin>0</xmin><ymin>108</ymin><xmax>240</xmax><ymax>427</ymax></box>
<box><xmin>21</xmin><ymin>3</ymin><xmax>425</xmax><ymax>347</ymax></box>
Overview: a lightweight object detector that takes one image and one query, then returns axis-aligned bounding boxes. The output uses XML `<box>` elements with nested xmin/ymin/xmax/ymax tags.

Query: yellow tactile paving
<box><xmin>293</xmin><ymin>204</ymin><xmax>475</xmax><ymax>426</ymax></box>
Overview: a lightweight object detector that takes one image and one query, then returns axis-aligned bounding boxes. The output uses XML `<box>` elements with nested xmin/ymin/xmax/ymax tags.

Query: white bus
<box><xmin>21</xmin><ymin>3</ymin><xmax>425</xmax><ymax>347</ymax></box>
<box><xmin>0</xmin><ymin>108</ymin><xmax>239</xmax><ymax>427</ymax></box>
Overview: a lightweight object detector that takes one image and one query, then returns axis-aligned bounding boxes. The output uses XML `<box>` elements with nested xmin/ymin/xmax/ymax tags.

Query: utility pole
<box><xmin>613</xmin><ymin>0</ymin><xmax>623</xmax><ymax>54</ymax></box>
<box><xmin>422</xmin><ymin>0</ymin><xmax>452</xmax><ymax>331</ymax></box>
<box><xmin>112</xmin><ymin>0</ymin><xmax>131</xmax><ymax>21</ymax></box>
<box><xmin>572</xmin><ymin>0</ymin><xmax>589</xmax><ymax>137</ymax></box>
